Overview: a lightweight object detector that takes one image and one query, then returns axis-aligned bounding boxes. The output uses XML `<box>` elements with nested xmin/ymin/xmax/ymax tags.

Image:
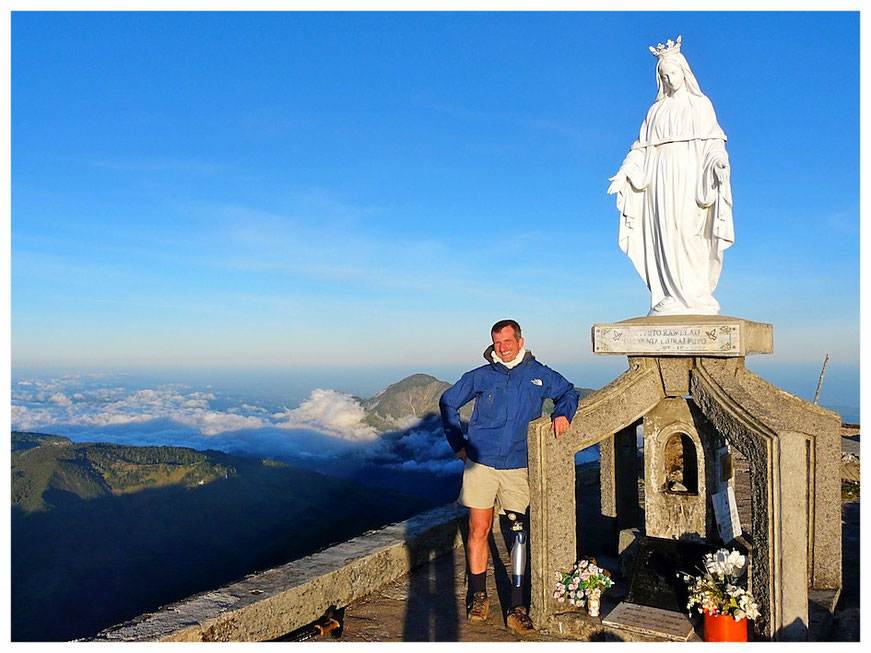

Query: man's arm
<box><xmin>544</xmin><ymin>367</ymin><xmax>580</xmax><ymax>439</ymax></box>
<box><xmin>439</xmin><ymin>372</ymin><xmax>477</xmax><ymax>459</ymax></box>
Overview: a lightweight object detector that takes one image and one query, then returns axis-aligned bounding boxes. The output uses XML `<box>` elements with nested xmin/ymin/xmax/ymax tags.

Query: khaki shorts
<box><xmin>458</xmin><ymin>459</ymin><xmax>530</xmax><ymax>514</ymax></box>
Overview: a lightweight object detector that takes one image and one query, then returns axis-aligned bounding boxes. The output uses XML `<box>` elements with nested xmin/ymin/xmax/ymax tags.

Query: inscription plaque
<box><xmin>712</xmin><ymin>485</ymin><xmax>743</xmax><ymax>543</ymax></box>
<box><xmin>625</xmin><ymin>536</ymin><xmax>712</xmax><ymax>612</ymax></box>
<box><xmin>593</xmin><ymin>323</ymin><xmax>740</xmax><ymax>355</ymax></box>
<box><xmin>603</xmin><ymin>601</ymin><xmax>696</xmax><ymax>641</ymax></box>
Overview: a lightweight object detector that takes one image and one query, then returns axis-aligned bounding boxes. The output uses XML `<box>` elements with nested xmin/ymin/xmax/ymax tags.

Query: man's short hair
<box><xmin>491</xmin><ymin>319</ymin><xmax>522</xmax><ymax>340</ymax></box>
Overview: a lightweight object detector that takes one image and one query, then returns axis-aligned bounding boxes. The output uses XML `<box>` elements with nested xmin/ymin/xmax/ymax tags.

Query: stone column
<box><xmin>528</xmin><ymin>417</ymin><xmax>576</xmax><ymax>628</ymax></box>
<box><xmin>775</xmin><ymin>431</ymin><xmax>811</xmax><ymax>640</ymax></box>
<box><xmin>808</xmin><ymin>415</ymin><xmax>842</xmax><ymax>590</ymax></box>
<box><xmin>690</xmin><ymin>356</ymin><xmax>840</xmax><ymax>640</ymax></box>
<box><xmin>528</xmin><ymin>361</ymin><xmax>663</xmax><ymax>630</ymax></box>
<box><xmin>599</xmin><ymin>434</ymin><xmax>616</xmax><ymax>521</ymax></box>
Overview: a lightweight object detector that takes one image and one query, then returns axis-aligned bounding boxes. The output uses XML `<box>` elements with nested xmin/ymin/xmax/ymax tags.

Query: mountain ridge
<box><xmin>11</xmin><ymin>431</ymin><xmax>432</xmax><ymax>641</ymax></box>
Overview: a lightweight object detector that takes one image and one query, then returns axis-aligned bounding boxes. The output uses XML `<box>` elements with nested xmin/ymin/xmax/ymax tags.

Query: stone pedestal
<box><xmin>528</xmin><ymin>316</ymin><xmax>841</xmax><ymax>642</ymax></box>
<box><xmin>592</xmin><ymin>315</ymin><xmax>773</xmax><ymax>357</ymax></box>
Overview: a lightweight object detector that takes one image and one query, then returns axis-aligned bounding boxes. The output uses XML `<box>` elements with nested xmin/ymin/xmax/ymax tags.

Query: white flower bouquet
<box><xmin>553</xmin><ymin>558</ymin><xmax>613</xmax><ymax>608</ymax></box>
<box><xmin>681</xmin><ymin>548</ymin><xmax>760</xmax><ymax>621</ymax></box>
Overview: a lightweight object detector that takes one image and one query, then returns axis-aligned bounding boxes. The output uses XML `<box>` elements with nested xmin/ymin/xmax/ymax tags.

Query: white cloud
<box><xmin>175</xmin><ymin>410</ymin><xmax>269</xmax><ymax>437</ymax></box>
<box><xmin>392</xmin><ymin>415</ymin><xmax>425</xmax><ymax>430</ymax></box>
<box><xmin>273</xmin><ymin>389</ymin><xmax>378</xmax><ymax>441</ymax></box>
<box><xmin>10</xmin><ymin>381</ymin><xmax>260</xmax><ymax>437</ymax></box>
<box><xmin>10</xmin><ymin>378</ymin><xmax>380</xmax><ymax>443</ymax></box>
<box><xmin>82</xmin><ymin>412</ymin><xmax>154</xmax><ymax>427</ymax></box>
<box><xmin>11</xmin><ymin>405</ymin><xmax>57</xmax><ymax>431</ymax></box>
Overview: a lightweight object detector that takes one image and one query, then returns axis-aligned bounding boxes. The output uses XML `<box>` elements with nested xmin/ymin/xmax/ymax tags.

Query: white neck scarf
<box><xmin>492</xmin><ymin>348</ymin><xmax>526</xmax><ymax>369</ymax></box>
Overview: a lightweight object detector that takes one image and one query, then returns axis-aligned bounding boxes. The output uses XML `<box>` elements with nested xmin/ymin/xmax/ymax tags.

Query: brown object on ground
<box><xmin>466</xmin><ymin>592</ymin><xmax>489</xmax><ymax>622</ymax></box>
<box><xmin>506</xmin><ymin>606</ymin><xmax>536</xmax><ymax>636</ymax></box>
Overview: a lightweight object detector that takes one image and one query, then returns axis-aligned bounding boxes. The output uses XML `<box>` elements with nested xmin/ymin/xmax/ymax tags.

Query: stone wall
<box><xmin>86</xmin><ymin>503</ymin><xmax>466</xmax><ymax>642</ymax></box>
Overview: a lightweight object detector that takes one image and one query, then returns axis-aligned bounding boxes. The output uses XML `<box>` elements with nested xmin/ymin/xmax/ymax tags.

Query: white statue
<box><xmin>607</xmin><ymin>36</ymin><xmax>734</xmax><ymax>316</ymax></box>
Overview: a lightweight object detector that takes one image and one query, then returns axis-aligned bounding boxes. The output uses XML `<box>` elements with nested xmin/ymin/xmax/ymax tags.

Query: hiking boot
<box><xmin>506</xmin><ymin>605</ymin><xmax>536</xmax><ymax>636</ymax></box>
<box><xmin>467</xmin><ymin>591</ymin><xmax>490</xmax><ymax>622</ymax></box>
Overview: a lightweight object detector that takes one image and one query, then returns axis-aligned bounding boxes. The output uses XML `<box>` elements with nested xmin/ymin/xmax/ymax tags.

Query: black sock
<box><xmin>511</xmin><ymin>584</ymin><xmax>523</xmax><ymax>610</ymax></box>
<box><xmin>469</xmin><ymin>571</ymin><xmax>487</xmax><ymax>595</ymax></box>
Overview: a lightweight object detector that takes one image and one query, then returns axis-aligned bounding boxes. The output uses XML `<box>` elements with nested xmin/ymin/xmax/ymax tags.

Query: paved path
<box><xmin>335</xmin><ymin>467</ymin><xmax>678</xmax><ymax>643</ymax></box>
<box><xmin>335</xmin><ymin>522</ymin><xmax>654</xmax><ymax>642</ymax></box>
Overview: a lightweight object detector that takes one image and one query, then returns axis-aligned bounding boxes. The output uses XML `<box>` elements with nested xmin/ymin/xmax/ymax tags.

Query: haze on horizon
<box><xmin>11</xmin><ymin>13</ymin><xmax>859</xmax><ymax>407</ymax></box>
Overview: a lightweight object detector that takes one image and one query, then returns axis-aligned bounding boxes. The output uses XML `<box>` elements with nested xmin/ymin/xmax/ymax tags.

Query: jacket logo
<box><xmin>531</xmin><ymin>379</ymin><xmax>543</xmax><ymax>386</ymax></box>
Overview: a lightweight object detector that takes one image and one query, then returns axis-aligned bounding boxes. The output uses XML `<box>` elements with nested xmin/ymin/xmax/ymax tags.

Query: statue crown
<box><xmin>649</xmin><ymin>35</ymin><xmax>682</xmax><ymax>59</ymax></box>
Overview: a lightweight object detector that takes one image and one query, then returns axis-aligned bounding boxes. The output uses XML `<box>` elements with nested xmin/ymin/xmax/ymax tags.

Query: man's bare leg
<box><xmin>466</xmin><ymin>506</ymin><xmax>493</xmax><ymax>621</ymax></box>
<box><xmin>467</xmin><ymin>507</ymin><xmax>493</xmax><ymax>573</ymax></box>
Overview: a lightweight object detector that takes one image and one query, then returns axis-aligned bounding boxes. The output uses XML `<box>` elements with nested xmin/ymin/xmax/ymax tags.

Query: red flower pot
<box><xmin>703</xmin><ymin>611</ymin><xmax>748</xmax><ymax>642</ymax></box>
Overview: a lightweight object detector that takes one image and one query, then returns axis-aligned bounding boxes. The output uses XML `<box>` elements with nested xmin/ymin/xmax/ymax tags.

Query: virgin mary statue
<box><xmin>607</xmin><ymin>36</ymin><xmax>734</xmax><ymax>316</ymax></box>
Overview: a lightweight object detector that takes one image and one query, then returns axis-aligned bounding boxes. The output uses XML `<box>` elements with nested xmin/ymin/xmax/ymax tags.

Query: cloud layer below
<box><xmin>11</xmin><ymin>373</ymin><xmax>459</xmax><ymax>474</ymax></box>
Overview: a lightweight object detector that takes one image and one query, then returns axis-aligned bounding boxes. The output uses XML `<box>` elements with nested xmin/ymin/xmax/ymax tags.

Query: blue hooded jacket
<box><xmin>439</xmin><ymin>347</ymin><xmax>580</xmax><ymax>470</ymax></box>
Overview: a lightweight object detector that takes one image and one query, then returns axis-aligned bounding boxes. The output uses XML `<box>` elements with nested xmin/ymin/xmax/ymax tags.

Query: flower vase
<box><xmin>703</xmin><ymin>611</ymin><xmax>748</xmax><ymax>642</ymax></box>
<box><xmin>587</xmin><ymin>595</ymin><xmax>600</xmax><ymax>617</ymax></box>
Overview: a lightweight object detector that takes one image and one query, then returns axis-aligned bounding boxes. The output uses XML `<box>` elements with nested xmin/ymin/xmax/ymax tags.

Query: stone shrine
<box><xmin>526</xmin><ymin>315</ymin><xmax>842</xmax><ymax>641</ymax></box>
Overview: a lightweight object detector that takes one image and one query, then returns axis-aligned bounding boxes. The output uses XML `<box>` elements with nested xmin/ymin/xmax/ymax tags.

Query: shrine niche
<box><xmin>643</xmin><ymin>398</ymin><xmax>715</xmax><ymax>543</ymax></box>
<box><xmin>663</xmin><ymin>431</ymin><xmax>697</xmax><ymax>494</ymax></box>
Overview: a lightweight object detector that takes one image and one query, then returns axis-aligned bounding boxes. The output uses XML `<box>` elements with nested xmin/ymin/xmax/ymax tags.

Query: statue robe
<box><xmin>613</xmin><ymin>90</ymin><xmax>734</xmax><ymax>315</ymax></box>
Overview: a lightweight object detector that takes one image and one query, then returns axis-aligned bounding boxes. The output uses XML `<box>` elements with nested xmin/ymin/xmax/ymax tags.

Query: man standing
<box><xmin>439</xmin><ymin>319</ymin><xmax>579</xmax><ymax>635</ymax></box>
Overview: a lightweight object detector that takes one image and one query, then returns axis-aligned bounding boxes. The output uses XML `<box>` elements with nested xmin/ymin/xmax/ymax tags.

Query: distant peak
<box><xmin>391</xmin><ymin>373</ymin><xmax>441</xmax><ymax>386</ymax></box>
<box><xmin>362</xmin><ymin>373</ymin><xmax>451</xmax><ymax>433</ymax></box>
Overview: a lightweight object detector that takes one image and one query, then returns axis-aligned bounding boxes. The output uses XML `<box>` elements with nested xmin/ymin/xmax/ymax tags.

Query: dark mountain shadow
<box><xmin>12</xmin><ymin>456</ymin><xmax>432</xmax><ymax>642</ymax></box>
<box><xmin>277</xmin><ymin>414</ymin><xmax>465</xmax><ymax>506</ymax></box>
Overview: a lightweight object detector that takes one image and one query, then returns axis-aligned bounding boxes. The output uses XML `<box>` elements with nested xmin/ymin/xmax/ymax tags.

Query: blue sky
<box><xmin>11</xmin><ymin>11</ymin><xmax>860</xmax><ymax>406</ymax></box>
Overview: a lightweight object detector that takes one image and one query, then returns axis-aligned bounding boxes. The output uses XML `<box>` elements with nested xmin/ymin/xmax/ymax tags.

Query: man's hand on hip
<box><xmin>552</xmin><ymin>416</ymin><xmax>570</xmax><ymax>438</ymax></box>
<box><xmin>456</xmin><ymin>447</ymin><xmax>467</xmax><ymax>462</ymax></box>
